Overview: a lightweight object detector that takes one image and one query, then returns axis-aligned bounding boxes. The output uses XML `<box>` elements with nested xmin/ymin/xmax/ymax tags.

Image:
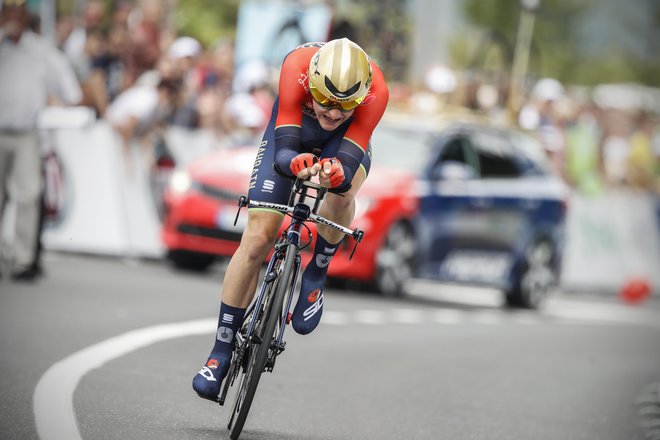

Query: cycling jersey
<box><xmin>248</xmin><ymin>42</ymin><xmax>388</xmax><ymax>207</ymax></box>
<box><xmin>248</xmin><ymin>97</ymin><xmax>372</xmax><ymax>208</ymax></box>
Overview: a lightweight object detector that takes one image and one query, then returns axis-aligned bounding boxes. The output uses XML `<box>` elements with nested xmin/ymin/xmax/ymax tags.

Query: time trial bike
<box><xmin>217</xmin><ymin>177</ymin><xmax>364</xmax><ymax>439</ymax></box>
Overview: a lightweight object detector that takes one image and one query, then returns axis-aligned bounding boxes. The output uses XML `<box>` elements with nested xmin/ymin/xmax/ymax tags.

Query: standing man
<box><xmin>193</xmin><ymin>38</ymin><xmax>389</xmax><ymax>401</ymax></box>
<box><xmin>0</xmin><ymin>0</ymin><xmax>82</xmax><ymax>281</ymax></box>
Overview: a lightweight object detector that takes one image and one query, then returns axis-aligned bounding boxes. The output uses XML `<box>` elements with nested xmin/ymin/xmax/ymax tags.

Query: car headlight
<box><xmin>169</xmin><ymin>169</ymin><xmax>192</xmax><ymax>195</ymax></box>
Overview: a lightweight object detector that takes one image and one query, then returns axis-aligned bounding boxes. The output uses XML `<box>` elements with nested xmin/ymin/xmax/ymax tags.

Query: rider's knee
<box><xmin>325</xmin><ymin>191</ymin><xmax>355</xmax><ymax>213</ymax></box>
<box><xmin>240</xmin><ymin>222</ymin><xmax>278</xmax><ymax>262</ymax></box>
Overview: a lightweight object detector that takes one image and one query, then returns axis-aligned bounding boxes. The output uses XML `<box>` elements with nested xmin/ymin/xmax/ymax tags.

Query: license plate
<box><xmin>440</xmin><ymin>250</ymin><xmax>511</xmax><ymax>283</ymax></box>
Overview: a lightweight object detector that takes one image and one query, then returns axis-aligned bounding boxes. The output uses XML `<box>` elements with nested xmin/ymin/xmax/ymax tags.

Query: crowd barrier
<box><xmin>42</xmin><ymin>122</ymin><xmax>164</xmax><ymax>258</ymax></box>
<box><xmin>562</xmin><ymin>189</ymin><xmax>660</xmax><ymax>295</ymax></box>
<box><xmin>9</xmin><ymin>116</ymin><xmax>658</xmax><ymax>296</ymax></box>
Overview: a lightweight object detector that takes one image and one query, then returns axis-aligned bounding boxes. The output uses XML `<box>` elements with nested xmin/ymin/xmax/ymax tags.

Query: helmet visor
<box><xmin>310</xmin><ymin>85</ymin><xmax>364</xmax><ymax>112</ymax></box>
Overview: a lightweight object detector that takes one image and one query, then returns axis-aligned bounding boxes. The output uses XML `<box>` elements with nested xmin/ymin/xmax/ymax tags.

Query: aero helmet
<box><xmin>308</xmin><ymin>38</ymin><xmax>372</xmax><ymax>110</ymax></box>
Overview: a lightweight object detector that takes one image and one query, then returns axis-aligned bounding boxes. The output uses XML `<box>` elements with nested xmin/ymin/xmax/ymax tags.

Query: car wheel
<box><xmin>504</xmin><ymin>239</ymin><xmax>555</xmax><ymax>309</ymax></box>
<box><xmin>168</xmin><ymin>250</ymin><xmax>215</xmax><ymax>272</ymax></box>
<box><xmin>373</xmin><ymin>221</ymin><xmax>416</xmax><ymax>297</ymax></box>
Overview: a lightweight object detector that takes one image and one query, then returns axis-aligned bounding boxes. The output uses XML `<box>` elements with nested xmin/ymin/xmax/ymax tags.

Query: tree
<box><xmin>175</xmin><ymin>0</ymin><xmax>239</xmax><ymax>48</ymax></box>
<box><xmin>461</xmin><ymin>0</ymin><xmax>660</xmax><ymax>87</ymax></box>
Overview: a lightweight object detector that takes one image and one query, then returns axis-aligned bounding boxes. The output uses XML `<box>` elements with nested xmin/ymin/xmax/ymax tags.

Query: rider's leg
<box><xmin>193</xmin><ymin>209</ymin><xmax>283</xmax><ymax>400</ymax></box>
<box><xmin>291</xmin><ymin>168</ymin><xmax>367</xmax><ymax>335</ymax></box>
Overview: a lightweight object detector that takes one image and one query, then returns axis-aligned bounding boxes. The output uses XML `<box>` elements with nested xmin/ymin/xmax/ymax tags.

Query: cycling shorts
<box><xmin>247</xmin><ymin>99</ymin><xmax>372</xmax><ymax>210</ymax></box>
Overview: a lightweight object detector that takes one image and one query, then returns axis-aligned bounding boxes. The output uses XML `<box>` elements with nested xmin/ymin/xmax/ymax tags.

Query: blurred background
<box><xmin>1</xmin><ymin>0</ymin><xmax>659</xmax><ymax>295</ymax></box>
<box><xmin>3</xmin><ymin>2</ymin><xmax>660</xmax><ymax>440</ymax></box>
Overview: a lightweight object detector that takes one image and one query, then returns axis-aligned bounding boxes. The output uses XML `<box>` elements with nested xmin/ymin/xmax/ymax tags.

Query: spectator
<box><xmin>600</xmin><ymin>109</ymin><xmax>633</xmax><ymax>186</ymax></box>
<box><xmin>78</xmin><ymin>29</ymin><xmax>109</xmax><ymax>115</ymax></box>
<box><xmin>105</xmin><ymin>58</ymin><xmax>181</xmax><ymax>173</ymax></box>
<box><xmin>62</xmin><ymin>0</ymin><xmax>105</xmax><ymax>77</ymax></box>
<box><xmin>125</xmin><ymin>0</ymin><xmax>163</xmax><ymax>86</ymax></box>
<box><xmin>519</xmin><ymin>78</ymin><xmax>566</xmax><ymax>177</ymax></box>
<box><xmin>627</xmin><ymin>112</ymin><xmax>656</xmax><ymax>189</ymax></box>
<box><xmin>168</xmin><ymin>36</ymin><xmax>203</xmax><ymax>128</ymax></box>
<box><xmin>0</xmin><ymin>0</ymin><xmax>82</xmax><ymax>281</ymax></box>
<box><xmin>564</xmin><ymin>100</ymin><xmax>603</xmax><ymax>195</ymax></box>
<box><xmin>195</xmin><ymin>40</ymin><xmax>236</xmax><ymax>134</ymax></box>
<box><xmin>89</xmin><ymin>24</ymin><xmax>130</xmax><ymax>115</ymax></box>
<box><xmin>224</xmin><ymin>59</ymin><xmax>275</xmax><ymax>141</ymax></box>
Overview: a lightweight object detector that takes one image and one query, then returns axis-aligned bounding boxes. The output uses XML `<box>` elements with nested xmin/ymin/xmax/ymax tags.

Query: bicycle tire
<box><xmin>228</xmin><ymin>243</ymin><xmax>297</xmax><ymax>439</ymax></box>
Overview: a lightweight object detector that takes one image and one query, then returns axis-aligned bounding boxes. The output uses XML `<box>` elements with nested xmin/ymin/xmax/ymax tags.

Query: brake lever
<box><xmin>234</xmin><ymin>195</ymin><xmax>249</xmax><ymax>226</ymax></box>
<box><xmin>348</xmin><ymin>229</ymin><xmax>364</xmax><ymax>260</ymax></box>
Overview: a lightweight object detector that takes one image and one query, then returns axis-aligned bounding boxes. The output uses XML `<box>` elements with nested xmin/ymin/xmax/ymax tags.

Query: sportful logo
<box><xmin>221</xmin><ymin>314</ymin><xmax>234</xmax><ymax>324</ymax></box>
<box><xmin>262</xmin><ymin>180</ymin><xmax>275</xmax><ymax>193</ymax></box>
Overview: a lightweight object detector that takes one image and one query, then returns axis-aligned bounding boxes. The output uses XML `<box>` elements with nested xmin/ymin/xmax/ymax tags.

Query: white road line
<box><xmin>508</xmin><ymin>312</ymin><xmax>541</xmax><ymax>325</ymax></box>
<box><xmin>33</xmin><ymin>304</ymin><xmax>660</xmax><ymax>440</ymax></box>
<box><xmin>544</xmin><ymin>301</ymin><xmax>660</xmax><ymax>329</ymax></box>
<box><xmin>33</xmin><ymin>318</ymin><xmax>216</xmax><ymax>440</ymax></box>
<box><xmin>392</xmin><ymin>309</ymin><xmax>425</xmax><ymax>324</ymax></box>
<box><xmin>323</xmin><ymin>310</ymin><xmax>350</xmax><ymax>325</ymax></box>
<box><xmin>355</xmin><ymin>310</ymin><xmax>386</xmax><ymax>325</ymax></box>
<box><xmin>468</xmin><ymin>311</ymin><xmax>505</xmax><ymax>325</ymax></box>
<box><xmin>431</xmin><ymin>309</ymin><xmax>468</xmax><ymax>324</ymax></box>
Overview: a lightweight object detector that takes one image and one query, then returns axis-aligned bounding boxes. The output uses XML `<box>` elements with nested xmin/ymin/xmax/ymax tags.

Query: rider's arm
<box><xmin>273</xmin><ymin>48</ymin><xmax>310</xmax><ymax>176</ymax></box>
<box><xmin>333</xmin><ymin>62</ymin><xmax>389</xmax><ymax>191</ymax></box>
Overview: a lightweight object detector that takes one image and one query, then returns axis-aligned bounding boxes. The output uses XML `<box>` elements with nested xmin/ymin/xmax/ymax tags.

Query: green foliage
<box><xmin>175</xmin><ymin>0</ymin><xmax>239</xmax><ymax>48</ymax></box>
<box><xmin>461</xmin><ymin>0</ymin><xmax>659</xmax><ymax>87</ymax></box>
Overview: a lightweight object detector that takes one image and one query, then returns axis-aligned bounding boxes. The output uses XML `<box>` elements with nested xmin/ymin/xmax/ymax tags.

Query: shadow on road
<box><xmin>185</xmin><ymin>426</ymin><xmax>338</xmax><ymax>440</ymax></box>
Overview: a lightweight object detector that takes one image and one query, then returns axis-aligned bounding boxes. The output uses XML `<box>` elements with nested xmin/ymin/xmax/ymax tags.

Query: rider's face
<box><xmin>312</xmin><ymin>100</ymin><xmax>355</xmax><ymax>131</ymax></box>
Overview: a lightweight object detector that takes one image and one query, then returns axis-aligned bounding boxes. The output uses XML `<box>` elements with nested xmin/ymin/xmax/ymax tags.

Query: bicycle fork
<box><xmin>217</xmin><ymin>250</ymin><xmax>281</xmax><ymax>406</ymax></box>
<box><xmin>267</xmin><ymin>252</ymin><xmax>301</xmax><ymax>372</ymax></box>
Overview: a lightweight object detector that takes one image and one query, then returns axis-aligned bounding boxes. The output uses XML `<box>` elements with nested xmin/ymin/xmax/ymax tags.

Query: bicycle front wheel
<box><xmin>228</xmin><ymin>243</ymin><xmax>297</xmax><ymax>439</ymax></box>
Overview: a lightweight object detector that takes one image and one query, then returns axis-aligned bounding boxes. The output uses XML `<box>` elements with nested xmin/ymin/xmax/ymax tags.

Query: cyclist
<box><xmin>193</xmin><ymin>38</ymin><xmax>389</xmax><ymax>401</ymax></box>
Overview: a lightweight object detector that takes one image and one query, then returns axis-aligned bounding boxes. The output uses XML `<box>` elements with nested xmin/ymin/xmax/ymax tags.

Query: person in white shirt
<box><xmin>0</xmin><ymin>0</ymin><xmax>82</xmax><ymax>281</ymax></box>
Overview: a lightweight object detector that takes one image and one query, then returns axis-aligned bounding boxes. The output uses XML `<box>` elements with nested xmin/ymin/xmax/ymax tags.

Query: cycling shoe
<box><xmin>291</xmin><ymin>277</ymin><xmax>324</xmax><ymax>335</ymax></box>
<box><xmin>192</xmin><ymin>357</ymin><xmax>229</xmax><ymax>401</ymax></box>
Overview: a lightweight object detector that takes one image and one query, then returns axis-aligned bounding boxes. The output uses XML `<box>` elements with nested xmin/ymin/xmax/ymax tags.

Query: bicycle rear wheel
<box><xmin>227</xmin><ymin>243</ymin><xmax>297</xmax><ymax>439</ymax></box>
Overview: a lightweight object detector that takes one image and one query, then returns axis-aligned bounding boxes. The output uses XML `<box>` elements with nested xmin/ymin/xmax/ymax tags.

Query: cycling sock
<box><xmin>192</xmin><ymin>302</ymin><xmax>245</xmax><ymax>401</ymax></box>
<box><xmin>292</xmin><ymin>235</ymin><xmax>338</xmax><ymax>335</ymax></box>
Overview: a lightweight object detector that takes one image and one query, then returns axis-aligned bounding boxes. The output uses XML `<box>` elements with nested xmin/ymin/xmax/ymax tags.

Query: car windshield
<box><xmin>370</xmin><ymin>126</ymin><xmax>432</xmax><ymax>172</ymax></box>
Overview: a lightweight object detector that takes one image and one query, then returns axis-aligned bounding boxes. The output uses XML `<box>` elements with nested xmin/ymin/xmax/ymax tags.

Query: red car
<box><xmin>161</xmin><ymin>144</ymin><xmax>419</xmax><ymax>296</ymax></box>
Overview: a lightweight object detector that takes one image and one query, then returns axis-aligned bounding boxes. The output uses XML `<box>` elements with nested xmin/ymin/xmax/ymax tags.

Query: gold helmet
<box><xmin>308</xmin><ymin>38</ymin><xmax>372</xmax><ymax>111</ymax></box>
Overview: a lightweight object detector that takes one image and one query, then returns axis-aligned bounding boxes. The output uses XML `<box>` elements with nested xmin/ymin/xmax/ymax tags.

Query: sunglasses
<box><xmin>309</xmin><ymin>85</ymin><xmax>363</xmax><ymax>112</ymax></box>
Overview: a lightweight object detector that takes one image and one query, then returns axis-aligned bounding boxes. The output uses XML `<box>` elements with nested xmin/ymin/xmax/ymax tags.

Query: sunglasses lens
<box><xmin>310</xmin><ymin>87</ymin><xmax>359</xmax><ymax>112</ymax></box>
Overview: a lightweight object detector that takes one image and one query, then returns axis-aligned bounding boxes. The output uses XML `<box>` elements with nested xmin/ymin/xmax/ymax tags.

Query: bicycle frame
<box><xmin>222</xmin><ymin>178</ymin><xmax>364</xmax><ymax>438</ymax></box>
<box><xmin>235</xmin><ymin>179</ymin><xmax>363</xmax><ymax>358</ymax></box>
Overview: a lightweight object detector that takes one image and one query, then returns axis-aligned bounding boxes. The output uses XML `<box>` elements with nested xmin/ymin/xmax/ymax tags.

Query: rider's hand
<box><xmin>319</xmin><ymin>158</ymin><xmax>345</xmax><ymax>188</ymax></box>
<box><xmin>290</xmin><ymin>153</ymin><xmax>321</xmax><ymax>179</ymax></box>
